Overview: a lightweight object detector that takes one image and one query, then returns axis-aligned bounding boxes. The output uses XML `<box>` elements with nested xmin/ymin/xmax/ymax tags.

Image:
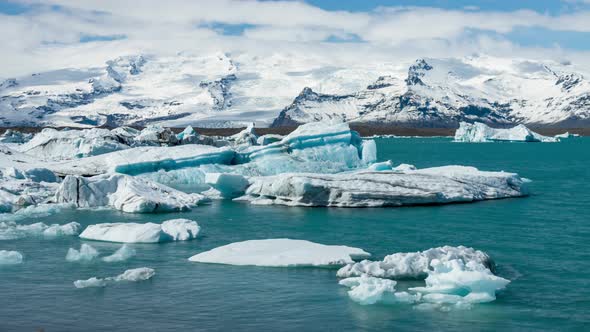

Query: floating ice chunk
<box><xmin>361</xmin><ymin>140</ymin><xmax>377</xmax><ymax>164</ymax></box>
<box><xmin>66</xmin><ymin>244</ymin><xmax>100</xmax><ymax>262</ymax></box>
<box><xmin>204</xmin><ymin>173</ymin><xmax>249</xmax><ymax>198</ymax></box>
<box><xmin>409</xmin><ymin>259</ymin><xmax>510</xmax><ymax>304</ymax></box>
<box><xmin>230</xmin><ymin>123</ymin><xmax>258</xmax><ymax>146</ymax></box>
<box><xmin>176</xmin><ymin>126</ymin><xmax>198</xmax><ymax>144</ymax></box>
<box><xmin>55</xmin><ymin>174</ymin><xmax>206</xmax><ymax>213</ymax></box>
<box><xmin>74</xmin><ymin>267</ymin><xmax>155</xmax><ymax>288</ymax></box>
<box><xmin>102</xmin><ymin>244</ymin><xmax>136</xmax><ymax>262</ymax></box>
<box><xmin>554</xmin><ymin>132</ymin><xmax>579</xmax><ymax>139</ymax></box>
<box><xmin>160</xmin><ymin>219</ymin><xmax>200</xmax><ymax>241</ymax></box>
<box><xmin>368</xmin><ymin>160</ymin><xmax>393</xmax><ymax>171</ymax></box>
<box><xmin>454</xmin><ymin>122</ymin><xmax>558</xmax><ymax>142</ymax></box>
<box><xmin>339</xmin><ymin>275</ymin><xmax>419</xmax><ymax>305</ymax></box>
<box><xmin>243</xmin><ymin>166</ymin><xmax>528</xmax><ymax>207</ymax></box>
<box><xmin>0</xmin><ymin>250</ymin><xmax>23</xmax><ymax>265</ymax></box>
<box><xmin>189</xmin><ymin>239</ymin><xmax>370</xmax><ymax>267</ymax></box>
<box><xmin>337</xmin><ymin>246</ymin><xmax>492</xmax><ymax>279</ymax></box>
<box><xmin>0</xmin><ymin>221</ymin><xmax>81</xmax><ymax>240</ymax></box>
<box><xmin>20</xmin><ymin>128</ymin><xmax>130</xmax><ymax>160</ymax></box>
<box><xmin>80</xmin><ymin>219</ymin><xmax>200</xmax><ymax>243</ymax></box>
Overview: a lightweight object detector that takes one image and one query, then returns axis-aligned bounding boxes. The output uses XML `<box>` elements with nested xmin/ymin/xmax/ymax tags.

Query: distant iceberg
<box><xmin>0</xmin><ymin>221</ymin><xmax>81</xmax><ymax>240</ymax></box>
<box><xmin>241</xmin><ymin>166</ymin><xmax>528</xmax><ymax>207</ymax></box>
<box><xmin>188</xmin><ymin>239</ymin><xmax>371</xmax><ymax>267</ymax></box>
<box><xmin>74</xmin><ymin>267</ymin><xmax>155</xmax><ymax>288</ymax></box>
<box><xmin>454</xmin><ymin>122</ymin><xmax>558</xmax><ymax>142</ymax></box>
<box><xmin>80</xmin><ymin>219</ymin><xmax>200</xmax><ymax>243</ymax></box>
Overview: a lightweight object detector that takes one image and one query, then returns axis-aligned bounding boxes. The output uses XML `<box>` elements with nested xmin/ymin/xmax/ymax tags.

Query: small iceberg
<box><xmin>0</xmin><ymin>250</ymin><xmax>23</xmax><ymax>265</ymax></box>
<box><xmin>80</xmin><ymin>219</ymin><xmax>200</xmax><ymax>243</ymax></box>
<box><xmin>339</xmin><ymin>275</ymin><xmax>419</xmax><ymax>305</ymax></box>
<box><xmin>0</xmin><ymin>221</ymin><xmax>81</xmax><ymax>240</ymax></box>
<box><xmin>337</xmin><ymin>246</ymin><xmax>492</xmax><ymax>279</ymax></box>
<box><xmin>188</xmin><ymin>239</ymin><xmax>371</xmax><ymax>267</ymax></box>
<box><xmin>74</xmin><ymin>267</ymin><xmax>155</xmax><ymax>288</ymax></box>
<box><xmin>241</xmin><ymin>166</ymin><xmax>528</xmax><ymax>207</ymax></box>
<box><xmin>454</xmin><ymin>122</ymin><xmax>558</xmax><ymax>142</ymax></box>
<box><xmin>101</xmin><ymin>244</ymin><xmax>136</xmax><ymax>262</ymax></box>
<box><xmin>66</xmin><ymin>244</ymin><xmax>100</xmax><ymax>262</ymax></box>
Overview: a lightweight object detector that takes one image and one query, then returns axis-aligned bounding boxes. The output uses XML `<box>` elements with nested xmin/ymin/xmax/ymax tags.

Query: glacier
<box><xmin>79</xmin><ymin>219</ymin><xmax>200</xmax><ymax>243</ymax></box>
<box><xmin>454</xmin><ymin>122</ymin><xmax>558</xmax><ymax>143</ymax></box>
<box><xmin>188</xmin><ymin>239</ymin><xmax>371</xmax><ymax>267</ymax></box>
<box><xmin>73</xmin><ymin>267</ymin><xmax>155</xmax><ymax>289</ymax></box>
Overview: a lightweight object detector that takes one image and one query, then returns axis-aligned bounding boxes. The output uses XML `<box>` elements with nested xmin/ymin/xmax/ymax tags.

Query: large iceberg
<box><xmin>74</xmin><ymin>267</ymin><xmax>155</xmax><ymax>288</ymax></box>
<box><xmin>0</xmin><ymin>250</ymin><xmax>23</xmax><ymax>265</ymax></box>
<box><xmin>55</xmin><ymin>174</ymin><xmax>206</xmax><ymax>213</ymax></box>
<box><xmin>80</xmin><ymin>219</ymin><xmax>200</xmax><ymax>243</ymax></box>
<box><xmin>337</xmin><ymin>246</ymin><xmax>492</xmax><ymax>279</ymax></box>
<box><xmin>454</xmin><ymin>122</ymin><xmax>558</xmax><ymax>142</ymax></box>
<box><xmin>19</xmin><ymin>128</ymin><xmax>130</xmax><ymax>160</ymax></box>
<box><xmin>188</xmin><ymin>239</ymin><xmax>371</xmax><ymax>267</ymax></box>
<box><xmin>241</xmin><ymin>166</ymin><xmax>528</xmax><ymax>207</ymax></box>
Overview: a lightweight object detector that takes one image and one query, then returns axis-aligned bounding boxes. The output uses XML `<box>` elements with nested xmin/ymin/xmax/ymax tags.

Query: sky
<box><xmin>1</xmin><ymin>0</ymin><xmax>590</xmax><ymax>76</ymax></box>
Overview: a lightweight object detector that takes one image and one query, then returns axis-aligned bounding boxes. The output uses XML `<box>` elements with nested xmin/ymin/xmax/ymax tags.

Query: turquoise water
<box><xmin>1</xmin><ymin>137</ymin><xmax>589</xmax><ymax>331</ymax></box>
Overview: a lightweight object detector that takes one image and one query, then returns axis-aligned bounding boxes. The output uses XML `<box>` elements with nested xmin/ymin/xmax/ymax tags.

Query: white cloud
<box><xmin>1</xmin><ymin>0</ymin><xmax>590</xmax><ymax>76</ymax></box>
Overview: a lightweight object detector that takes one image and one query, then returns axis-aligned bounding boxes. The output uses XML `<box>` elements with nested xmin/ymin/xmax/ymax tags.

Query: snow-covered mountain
<box><xmin>273</xmin><ymin>56</ymin><xmax>590</xmax><ymax>128</ymax></box>
<box><xmin>1</xmin><ymin>53</ymin><xmax>590</xmax><ymax>128</ymax></box>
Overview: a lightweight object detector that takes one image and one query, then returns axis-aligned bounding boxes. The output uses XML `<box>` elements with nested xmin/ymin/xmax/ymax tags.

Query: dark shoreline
<box><xmin>1</xmin><ymin>125</ymin><xmax>588</xmax><ymax>137</ymax></box>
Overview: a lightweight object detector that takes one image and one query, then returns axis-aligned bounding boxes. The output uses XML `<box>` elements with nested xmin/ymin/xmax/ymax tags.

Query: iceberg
<box><xmin>134</xmin><ymin>125</ymin><xmax>178</xmax><ymax>146</ymax></box>
<box><xmin>241</xmin><ymin>166</ymin><xmax>528</xmax><ymax>207</ymax></box>
<box><xmin>19</xmin><ymin>128</ymin><xmax>130</xmax><ymax>160</ymax></box>
<box><xmin>101</xmin><ymin>244</ymin><xmax>136</xmax><ymax>262</ymax></box>
<box><xmin>0</xmin><ymin>221</ymin><xmax>81</xmax><ymax>240</ymax></box>
<box><xmin>66</xmin><ymin>244</ymin><xmax>100</xmax><ymax>262</ymax></box>
<box><xmin>80</xmin><ymin>219</ymin><xmax>200</xmax><ymax>243</ymax></box>
<box><xmin>204</xmin><ymin>173</ymin><xmax>249</xmax><ymax>199</ymax></box>
<box><xmin>73</xmin><ymin>267</ymin><xmax>155</xmax><ymax>288</ymax></box>
<box><xmin>454</xmin><ymin>122</ymin><xmax>558</xmax><ymax>142</ymax></box>
<box><xmin>409</xmin><ymin>259</ymin><xmax>510</xmax><ymax>304</ymax></box>
<box><xmin>0</xmin><ymin>129</ymin><xmax>33</xmax><ymax>144</ymax></box>
<box><xmin>51</xmin><ymin>144</ymin><xmax>235</xmax><ymax>176</ymax></box>
<box><xmin>229</xmin><ymin>123</ymin><xmax>258</xmax><ymax>146</ymax></box>
<box><xmin>337</xmin><ymin>246</ymin><xmax>492</xmax><ymax>279</ymax></box>
<box><xmin>55</xmin><ymin>174</ymin><xmax>206</xmax><ymax>213</ymax></box>
<box><xmin>554</xmin><ymin>132</ymin><xmax>579</xmax><ymax>139</ymax></box>
<box><xmin>188</xmin><ymin>239</ymin><xmax>371</xmax><ymax>267</ymax></box>
<box><xmin>339</xmin><ymin>275</ymin><xmax>419</xmax><ymax>305</ymax></box>
<box><xmin>0</xmin><ymin>250</ymin><xmax>23</xmax><ymax>265</ymax></box>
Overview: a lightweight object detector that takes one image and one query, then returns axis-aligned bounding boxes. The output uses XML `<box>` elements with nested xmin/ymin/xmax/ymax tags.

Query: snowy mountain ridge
<box><xmin>1</xmin><ymin>53</ymin><xmax>590</xmax><ymax>128</ymax></box>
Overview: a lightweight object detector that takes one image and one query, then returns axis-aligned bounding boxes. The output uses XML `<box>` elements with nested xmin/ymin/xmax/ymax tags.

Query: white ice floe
<box><xmin>55</xmin><ymin>174</ymin><xmax>206</xmax><ymax>213</ymax></box>
<box><xmin>80</xmin><ymin>219</ymin><xmax>200</xmax><ymax>243</ymax></box>
<box><xmin>554</xmin><ymin>132</ymin><xmax>579</xmax><ymax>139</ymax></box>
<box><xmin>19</xmin><ymin>128</ymin><xmax>130</xmax><ymax>160</ymax></box>
<box><xmin>188</xmin><ymin>239</ymin><xmax>371</xmax><ymax>267</ymax></box>
<box><xmin>0</xmin><ymin>250</ymin><xmax>23</xmax><ymax>265</ymax></box>
<box><xmin>339</xmin><ymin>275</ymin><xmax>420</xmax><ymax>305</ymax></box>
<box><xmin>454</xmin><ymin>122</ymin><xmax>558</xmax><ymax>142</ymax></box>
<box><xmin>101</xmin><ymin>244</ymin><xmax>136</xmax><ymax>262</ymax></box>
<box><xmin>66</xmin><ymin>243</ymin><xmax>100</xmax><ymax>262</ymax></box>
<box><xmin>241</xmin><ymin>166</ymin><xmax>528</xmax><ymax>207</ymax></box>
<box><xmin>0</xmin><ymin>221</ymin><xmax>81</xmax><ymax>240</ymax></box>
<box><xmin>73</xmin><ymin>267</ymin><xmax>155</xmax><ymax>288</ymax></box>
<box><xmin>337</xmin><ymin>246</ymin><xmax>492</xmax><ymax>279</ymax></box>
